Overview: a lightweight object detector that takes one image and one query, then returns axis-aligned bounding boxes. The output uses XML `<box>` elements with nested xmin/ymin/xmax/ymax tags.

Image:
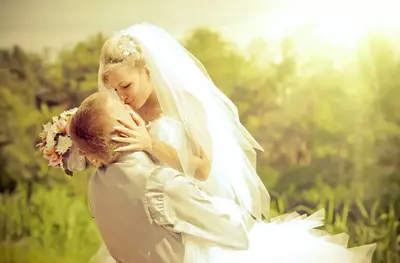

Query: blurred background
<box><xmin>1</xmin><ymin>0</ymin><xmax>400</xmax><ymax>262</ymax></box>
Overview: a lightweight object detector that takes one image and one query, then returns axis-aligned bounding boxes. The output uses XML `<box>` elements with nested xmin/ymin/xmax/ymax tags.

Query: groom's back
<box><xmin>89</xmin><ymin>152</ymin><xmax>184</xmax><ymax>263</ymax></box>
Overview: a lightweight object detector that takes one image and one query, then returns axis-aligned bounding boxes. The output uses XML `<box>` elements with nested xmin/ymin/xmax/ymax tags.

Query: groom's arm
<box><xmin>145</xmin><ymin>167</ymin><xmax>249</xmax><ymax>250</ymax></box>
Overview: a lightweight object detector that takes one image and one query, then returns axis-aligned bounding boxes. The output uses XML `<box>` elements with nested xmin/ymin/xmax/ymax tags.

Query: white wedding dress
<box><xmin>148</xmin><ymin>116</ymin><xmax>376</xmax><ymax>263</ymax></box>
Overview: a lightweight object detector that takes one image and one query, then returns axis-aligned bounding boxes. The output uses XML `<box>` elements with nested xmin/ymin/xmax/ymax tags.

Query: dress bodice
<box><xmin>148</xmin><ymin>116</ymin><xmax>236</xmax><ymax>201</ymax></box>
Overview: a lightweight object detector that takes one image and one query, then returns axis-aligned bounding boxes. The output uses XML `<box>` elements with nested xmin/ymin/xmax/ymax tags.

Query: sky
<box><xmin>0</xmin><ymin>0</ymin><xmax>289</xmax><ymax>52</ymax></box>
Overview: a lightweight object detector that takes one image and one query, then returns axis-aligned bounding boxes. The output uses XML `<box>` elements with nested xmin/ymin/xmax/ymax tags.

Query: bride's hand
<box><xmin>112</xmin><ymin>111</ymin><xmax>152</xmax><ymax>152</ymax></box>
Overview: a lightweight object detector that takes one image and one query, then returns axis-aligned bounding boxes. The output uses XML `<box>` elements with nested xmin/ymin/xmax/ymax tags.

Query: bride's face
<box><xmin>107</xmin><ymin>64</ymin><xmax>154</xmax><ymax>110</ymax></box>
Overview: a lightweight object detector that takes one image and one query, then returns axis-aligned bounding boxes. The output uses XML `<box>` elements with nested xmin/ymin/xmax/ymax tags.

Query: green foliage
<box><xmin>0</xmin><ymin>28</ymin><xmax>399</xmax><ymax>262</ymax></box>
<box><xmin>269</xmin><ymin>179</ymin><xmax>399</xmax><ymax>263</ymax></box>
<box><xmin>0</xmin><ymin>184</ymin><xmax>101</xmax><ymax>263</ymax></box>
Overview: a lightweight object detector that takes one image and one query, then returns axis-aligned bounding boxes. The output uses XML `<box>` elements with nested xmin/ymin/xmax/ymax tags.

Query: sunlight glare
<box><xmin>267</xmin><ymin>0</ymin><xmax>400</xmax><ymax>48</ymax></box>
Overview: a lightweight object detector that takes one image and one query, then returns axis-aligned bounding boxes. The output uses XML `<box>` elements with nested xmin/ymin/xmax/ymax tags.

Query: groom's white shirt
<box><xmin>89</xmin><ymin>151</ymin><xmax>249</xmax><ymax>263</ymax></box>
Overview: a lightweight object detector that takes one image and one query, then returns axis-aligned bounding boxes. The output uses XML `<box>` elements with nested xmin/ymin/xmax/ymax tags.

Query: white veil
<box><xmin>98</xmin><ymin>23</ymin><xmax>270</xmax><ymax>220</ymax></box>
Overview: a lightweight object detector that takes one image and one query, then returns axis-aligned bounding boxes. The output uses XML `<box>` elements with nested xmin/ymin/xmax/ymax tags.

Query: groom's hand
<box><xmin>112</xmin><ymin>111</ymin><xmax>153</xmax><ymax>152</ymax></box>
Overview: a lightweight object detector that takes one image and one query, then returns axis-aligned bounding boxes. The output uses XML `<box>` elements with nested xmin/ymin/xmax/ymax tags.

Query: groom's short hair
<box><xmin>69</xmin><ymin>92</ymin><xmax>120</xmax><ymax>164</ymax></box>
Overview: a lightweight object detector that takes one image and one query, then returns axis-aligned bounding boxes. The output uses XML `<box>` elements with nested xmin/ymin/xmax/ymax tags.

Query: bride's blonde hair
<box><xmin>100</xmin><ymin>34</ymin><xmax>147</xmax><ymax>85</ymax></box>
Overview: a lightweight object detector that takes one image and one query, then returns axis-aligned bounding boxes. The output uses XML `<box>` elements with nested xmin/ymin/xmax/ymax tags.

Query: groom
<box><xmin>69</xmin><ymin>92</ymin><xmax>249</xmax><ymax>263</ymax></box>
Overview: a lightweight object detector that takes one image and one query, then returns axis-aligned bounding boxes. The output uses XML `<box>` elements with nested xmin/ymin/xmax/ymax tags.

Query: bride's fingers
<box><xmin>119</xmin><ymin>132</ymin><xmax>129</xmax><ymax>138</ymax></box>
<box><xmin>114</xmin><ymin>145</ymin><xmax>138</xmax><ymax>152</ymax></box>
<box><xmin>111</xmin><ymin>137</ymin><xmax>137</xmax><ymax>143</ymax></box>
<box><xmin>114</xmin><ymin>126</ymin><xmax>136</xmax><ymax>137</ymax></box>
<box><xmin>129</xmin><ymin>111</ymin><xmax>146</xmax><ymax>127</ymax></box>
<box><xmin>116</xmin><ymin>117</ymin><xmax>136</xmax><ymax>130</ymax></box>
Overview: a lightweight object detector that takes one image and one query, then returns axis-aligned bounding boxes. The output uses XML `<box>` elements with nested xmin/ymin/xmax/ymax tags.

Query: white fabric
<box><xmin>99</xmin><ymin>23</ymin><xmax>270</xmax><ymax>220</ymax></box>
<box><xmin>148</xmin><ymin>116</ymin><xmax>376</xmax><ymax>263</ymax></box>
<box><xmin>183</xmin><ymin>205</ymin><xmax>376</xmax><ymax>263</ymax></box>
<box><xmin>148</xmin><ymin>116</ymin><xmax>255</xmax><ymax>224</ymax></box>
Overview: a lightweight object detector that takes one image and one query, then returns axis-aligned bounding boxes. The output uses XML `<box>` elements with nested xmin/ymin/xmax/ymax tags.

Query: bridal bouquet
<box><xmin>37</xmin><ymin>108</ymin><xmax>83</xmax><ymax>176</ymax></box>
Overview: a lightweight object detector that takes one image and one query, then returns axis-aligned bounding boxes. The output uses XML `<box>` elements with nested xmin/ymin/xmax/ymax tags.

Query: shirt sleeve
<box><xmin>145</xmin><ymin>167</ymin><xmax>249</xmax><ymax>250</ymax></box>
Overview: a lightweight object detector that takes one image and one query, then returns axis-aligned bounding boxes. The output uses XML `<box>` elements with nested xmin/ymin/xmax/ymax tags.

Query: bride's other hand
<box><xmin>112</xmin><ymin>111</ymin><xmax>152</xmax><ymax>152</ymax></box>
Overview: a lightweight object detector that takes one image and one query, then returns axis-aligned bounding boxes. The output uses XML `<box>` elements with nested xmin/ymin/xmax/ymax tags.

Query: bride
<box><xmin>94</xmin><ymin>23</ymin><xmax>375</xmax><ymax>262</ymax></box>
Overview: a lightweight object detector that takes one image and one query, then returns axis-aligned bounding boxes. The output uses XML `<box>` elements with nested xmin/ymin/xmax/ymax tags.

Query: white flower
<box><xmin>60</xmin><ymin>108</ymin><xmax>78</xmax><ymax>118</ymax></box>
<box><xmin>43</xmin><ymin>122</ymin><xmax>52</xmax><ymax>133</ymax></box>
<box><xmin>56</xmin><ymin>135</ymin><xmax>72</xmax><ymax>154</ymax></box>
<box><xmin>40</xmin><ymin>122</ymin><xmax>51</xmax><ymax>140</ymax></box>
<box><xmin>68</xmin><ymin>107</ymin><xmax>78</xmax><ymax>115</ymax></box>
<box><xmin>50</xmin><ymin>122</ymin><xmax>59</xmax><ymax>133</ymax></box>
<box><xmin>46</xmin><ymin>130</ymin><xmax>56</xmax><ymax>149</ymax></box>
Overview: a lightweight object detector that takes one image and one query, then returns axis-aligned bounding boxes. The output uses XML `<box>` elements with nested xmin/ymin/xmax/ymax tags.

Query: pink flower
<box><xmin>49</xmin><ymin>153</ymin><xmax>62</xmax><ymax>167</ymax></box>
<box><xmin>43</xmin><ymin>147</ymin><xmax>55</xmax><ymax>160</ymax></box>
<box><xmin>43</xmin><ymin>147</ymin><xmax>62</xmax><ymax>167</ymax></box>
<box><xmin>36</xmin><ymin>142</ymin><xmax>46</xmax><ymax>151</ymax></box>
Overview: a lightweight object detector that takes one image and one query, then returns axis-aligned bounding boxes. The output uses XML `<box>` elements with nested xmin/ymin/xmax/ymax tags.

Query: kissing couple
<box><xmin>40</xmin><ymin>23</ymin><xmax>376</xmax><ymax>263</ymax></box>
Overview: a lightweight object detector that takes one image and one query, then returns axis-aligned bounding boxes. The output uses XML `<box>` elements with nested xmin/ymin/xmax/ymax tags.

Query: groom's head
<box><xmin>69</xmin><ymin>92</ymin><xmax>134</xmax><ymax>166</ymax></box>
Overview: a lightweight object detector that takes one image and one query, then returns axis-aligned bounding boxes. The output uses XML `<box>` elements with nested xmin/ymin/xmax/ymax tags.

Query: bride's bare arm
<box><xmin>147</xmin><ymin>136</ymin><xmax>210</xmax><ymax>181</ymax></box>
